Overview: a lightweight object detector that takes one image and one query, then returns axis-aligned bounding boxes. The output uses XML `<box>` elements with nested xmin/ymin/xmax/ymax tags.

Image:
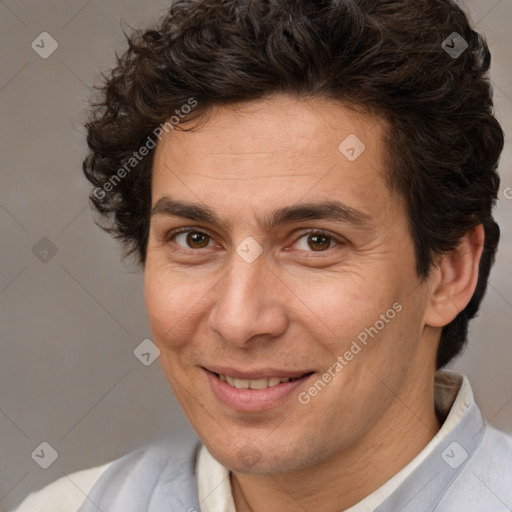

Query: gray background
<box><xmin>0</xmin><ymin>0</ymin><xmax>510</xmax><ymax>509</ymax></box>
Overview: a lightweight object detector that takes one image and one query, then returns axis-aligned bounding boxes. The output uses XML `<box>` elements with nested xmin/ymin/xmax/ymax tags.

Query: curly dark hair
<box><xmin>83</xmin><ymin>0</ymin><xmax>504</xmax><ymax>369</ymax></box>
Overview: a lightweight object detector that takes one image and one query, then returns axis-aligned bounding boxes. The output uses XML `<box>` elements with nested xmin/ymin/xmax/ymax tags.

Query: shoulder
<box><xmin>11</xmin><ymin>462</ymin><xmax>112</xmax><ymax>512</ymax></box>
<box><xmin>439</xmin><ymin>425</ymin><xmax>512</xmax><ymax>511</ymax></box>
<box><xmin>12</xmin><ymin>434</ymin><xmax>201</xmax><ymax>512</ymax></box>
<box><xmin>13</xmin><ymin>433</ymin><xmax>202</xmax><ymax>512</ymax></box>
<box><xmin>78</xmin><ymin>434</ymin><xmax>202</xmax><ymax>511</ymax></box>
<box><xmin>475</xmin><ymin>425</ymin><xmax>512</xmax><ymax>483</ymax></box>
<box><xmin>472</xmin><ymin>425</ymin><xmax>512</xmax><ymax>482</ymax></box>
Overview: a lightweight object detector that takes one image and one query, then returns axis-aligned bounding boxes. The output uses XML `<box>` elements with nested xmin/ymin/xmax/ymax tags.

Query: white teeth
<box><xmin>246</xmin><ymin>378</ymin><xmax>265</xmax><ymax>389</ymax></box>
<box><xmin>219</xmin><ymin>374</ymin><xmax>294</xmax><ymax>389</ymax></box>
<box><xmin>268</xmin><ymin>377</ymin><xmax>281</xmax><ymax>387</ymax></box>
<box><xmin>234</xmin><ymin>378</ymin><xmax>250</xmax><ymax>389</ymax></box>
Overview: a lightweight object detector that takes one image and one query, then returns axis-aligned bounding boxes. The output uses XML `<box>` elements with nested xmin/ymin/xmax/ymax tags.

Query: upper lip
<box><xmin>203</xmin><ymin>366</ymin><xmax>313</xmax><ymax>380</ymax></box>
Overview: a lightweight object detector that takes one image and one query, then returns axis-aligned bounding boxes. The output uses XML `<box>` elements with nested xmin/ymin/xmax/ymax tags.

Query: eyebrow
<box><xmin>150</xmin><ymin>196</ymin><xmax>373</xmax><ymax>232</ymax></box>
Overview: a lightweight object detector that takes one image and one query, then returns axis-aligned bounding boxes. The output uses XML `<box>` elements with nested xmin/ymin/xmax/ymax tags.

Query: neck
<box><xmin>231</xmin><ymin>376</ymin><xmax>441</xmax><ymax>512</ymax></box>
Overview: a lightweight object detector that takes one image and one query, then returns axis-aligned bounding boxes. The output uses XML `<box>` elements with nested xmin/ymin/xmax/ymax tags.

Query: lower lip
<box><xmin>205</xmin><ymin>370</ymin><xmax>313</xmax><ymax>412</ymax></box>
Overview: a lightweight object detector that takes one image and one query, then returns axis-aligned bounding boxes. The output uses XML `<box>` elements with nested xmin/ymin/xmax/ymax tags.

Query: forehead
<box><xmin>151</xmin><ymin>94</ymin><xmax>398</xmax><ymax>226</ymax></box>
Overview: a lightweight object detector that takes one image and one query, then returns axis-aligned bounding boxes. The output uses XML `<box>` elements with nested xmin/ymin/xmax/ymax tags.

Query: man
<box><xmin>14</xmin><ymin>0</ymin><xmax>512</xmax><ymax>510</ymax></box>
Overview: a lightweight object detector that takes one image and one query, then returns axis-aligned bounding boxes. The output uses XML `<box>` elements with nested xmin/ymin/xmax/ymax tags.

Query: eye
<box><xmin>164</xmin><ymin>228</ymin><xmax>343</xmax><ymax>253</ymax></box>
<box><xmin>169</xmin><ymin>229</ymin><xmax>216</xmax><ymax>250</ymax></box>
<box><xmin>293</xmin><ymin>230</ymin><xmax>341</xmax><ymax>252</ymax></box>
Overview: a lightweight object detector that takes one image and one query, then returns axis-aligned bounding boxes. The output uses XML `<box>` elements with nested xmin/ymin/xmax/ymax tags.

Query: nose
<box><xmin>207</xmin><ymin>253</ymin><xmax>289</xmax><ymax>348</ymax></box>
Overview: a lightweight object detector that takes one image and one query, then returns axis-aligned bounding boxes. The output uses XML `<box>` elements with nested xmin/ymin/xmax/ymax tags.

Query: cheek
<box><xmin>143</xmin><ymin>267</ymin><xmax>207</xmax><ymax>350</ymax></box>
<box><xmin>297</xmin><ymin>270</ymin><xmax>416</xmax><ymax>375</ymax></box>
<box><xmin>287</xmin><ymin>270</ymin><xmax>391</xmax><ymax>340</ymax></box>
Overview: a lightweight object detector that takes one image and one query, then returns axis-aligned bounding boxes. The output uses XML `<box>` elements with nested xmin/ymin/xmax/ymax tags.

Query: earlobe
<box><xmin>424</xmin><ymin>224</ymin><xmax>485</xmax><ymax>328</ymax></box>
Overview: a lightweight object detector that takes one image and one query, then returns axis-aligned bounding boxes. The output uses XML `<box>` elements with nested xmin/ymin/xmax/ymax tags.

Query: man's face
<box><xmin>144</xmin><ymin>94</ymin><xmax>439</xmax><ymax>474</ymax></box>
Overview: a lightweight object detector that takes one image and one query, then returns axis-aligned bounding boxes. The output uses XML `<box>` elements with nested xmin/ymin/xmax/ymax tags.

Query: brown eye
<box><xmin>173</xmin><ymin>230</ymin><xmax>213</xmax><ymax>249</ymax></box>
<box><xmin>187</xmin><ymin>232</ymin><xmax>210</xmax><ymax>248</ymax></box>
<box><xmin>307</xmin><ymin>234</ymin><xmax>332</xmax><ymax>251</ymax></box>
<box><xmin>293</xmin><ymin>231</ymin><xmax>341</xmax><ymax>252</ymax></box>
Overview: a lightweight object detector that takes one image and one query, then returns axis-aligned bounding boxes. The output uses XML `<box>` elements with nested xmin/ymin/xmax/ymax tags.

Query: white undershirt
<box><xmin>197</xmin><ymin>370</ymin><xmax>472</xmax><ymax>512</ymax></box>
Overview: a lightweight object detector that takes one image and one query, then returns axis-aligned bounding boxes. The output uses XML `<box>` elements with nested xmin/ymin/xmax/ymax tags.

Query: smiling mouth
<box><xmin>214</xmin><ymin>372</ymin><xmax>313</xmax><ymax>390</ymax></box>
<box><xmin>204</xmin><ymin>368</ymin><xmax>316</xmax><ymax>410</ymax></box>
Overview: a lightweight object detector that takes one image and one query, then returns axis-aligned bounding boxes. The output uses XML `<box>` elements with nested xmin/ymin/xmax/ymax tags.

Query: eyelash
<box><xmin>164</xmin><ymin>227</ymin><xmax>344</xmax><ymax>253</ymax></box>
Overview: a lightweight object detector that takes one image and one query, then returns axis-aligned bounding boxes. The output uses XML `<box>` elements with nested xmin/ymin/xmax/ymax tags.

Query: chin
<box><xmin>204</xmin><ymin>434</ymin><xmax>317</xmax><ymax>475</ymax></box>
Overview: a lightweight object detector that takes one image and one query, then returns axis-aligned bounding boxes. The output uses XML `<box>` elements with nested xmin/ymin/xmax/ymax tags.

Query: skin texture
<box><xmin>144</xmin><ymin>94</ymin><xmax>484</xmax><ymax>511</ymax></box>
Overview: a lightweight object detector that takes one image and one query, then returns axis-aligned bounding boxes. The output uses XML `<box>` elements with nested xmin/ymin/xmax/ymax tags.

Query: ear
<box><xmin>424</xmin><ymin>224</ymin><xmax>485</xmax><ymax>328</ymax></box>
